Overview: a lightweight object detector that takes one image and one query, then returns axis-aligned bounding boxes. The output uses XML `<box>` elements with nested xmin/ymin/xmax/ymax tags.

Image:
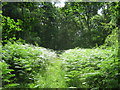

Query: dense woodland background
<box><xmin>1</xmin><ymin>2</ymin><xmax>120</xmax><ymax>89</ymax></box>
<box><xmin>2</xmin><ymin>2</ymin><xmax>119</xmax><ymax>49</ymax></box>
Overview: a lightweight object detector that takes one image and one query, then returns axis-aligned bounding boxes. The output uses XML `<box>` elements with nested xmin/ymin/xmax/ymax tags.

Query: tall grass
<box><xmin>33</xmin><ymin>57</ymin><xmax>67</xmax><ymax>88</ymax></box>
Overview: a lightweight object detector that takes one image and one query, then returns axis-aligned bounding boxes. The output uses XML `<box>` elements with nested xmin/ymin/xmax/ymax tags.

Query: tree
<box><xmin>2</xmin><ymin>2</ymin><xmax>117</xmax><ymax>50</ymax></box>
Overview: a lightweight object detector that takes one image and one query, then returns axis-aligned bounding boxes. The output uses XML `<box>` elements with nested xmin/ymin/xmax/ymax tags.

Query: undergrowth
<box><xmin>60</xmin><ymin>48</ymin><xmax>119</xmax><ymax>88</ymax></box>
<box><xmin>1</xmin><ymin>28</ymin><xmax>119</xmax><ymax>89</ymax></box>
<box><xmin>32</xmin><ymin>57</ymin><xmax>67</xmax><ymax>88</ymax></box>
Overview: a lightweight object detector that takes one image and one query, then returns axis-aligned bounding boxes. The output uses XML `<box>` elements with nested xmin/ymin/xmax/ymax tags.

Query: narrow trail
<box><xmin>44</xmin><ymin>57</ymin><xmax>67</xmax><ymax>88</ymax></box>
<box><xmin>35</xmin><ymin>57</ymin><xmax>67</xmax><ymax>88</ymax></box>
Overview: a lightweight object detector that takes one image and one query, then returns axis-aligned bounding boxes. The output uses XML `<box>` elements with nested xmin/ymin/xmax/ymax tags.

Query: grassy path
<box><xmin>34</xmin><ymin>57</ymin><xmax>67</xmax><ymax>88</ymax></box>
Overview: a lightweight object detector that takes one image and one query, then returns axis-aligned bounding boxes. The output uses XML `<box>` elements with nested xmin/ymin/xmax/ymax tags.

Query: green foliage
<box><xmin>0</xmin><ymin>61</ymin><xmax>19</xmax><ymax>88</ymax></box>
<box><xmin>2</xmin><ymin>41</ymin><xmax>119</xmax><ymax>88</ymax></box>
<box><xmin>60</xmin><ymin>48</ymin><xmax>119</xmax><ymax>88</ymax></box>
<box><xmin>2</xmin><ymin>15</ymin><xmax>22</xmax><ymax>44</ymax></box>
<box><xmin>2</xmin><ymin>42</ymin><xmax>57</xmax><ymax>87</ymax></box>
<box><xmin>104</xmin><ymin>27</ymin><xmax>118</xmax><ymax>49</ymax></box>
<box><xmin>2</xmin><ymin>2</ymin><xmax>115</xmax><ymax>50</ymax></box>
<box><xmin>32</xmin><ymin>57</ymin><xmax>67</xmax><ymax>88</ymax></box>
<box><xmin>1</xmin><ymin>2</ymin><xmax>119</xmax><ymax>89</ymax></box>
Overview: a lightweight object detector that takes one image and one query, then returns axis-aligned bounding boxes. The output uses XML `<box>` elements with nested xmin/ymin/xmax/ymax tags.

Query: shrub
<box><xmin>2</xmin><ymin>15</ymin><xmax>22</xmax><ymax>44</ymax></box>
<box><xmin>100</xmin><ymin>27</ymin><xmax>118</xmax><ymax>51</ymax></box>
<box><xmin>2</xmin><ymin>42</ymin><xmax>57</xmax><ymax>87</ymax></box>
<box><xmin>0</xmin><ymin>61</ymin><xmax>19</xmax><ymax>88</ymax></box>
<box><xmin>60</xmin><ymin>48</ymin><xmax>119</xmax><ymax>88</ymax></box>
